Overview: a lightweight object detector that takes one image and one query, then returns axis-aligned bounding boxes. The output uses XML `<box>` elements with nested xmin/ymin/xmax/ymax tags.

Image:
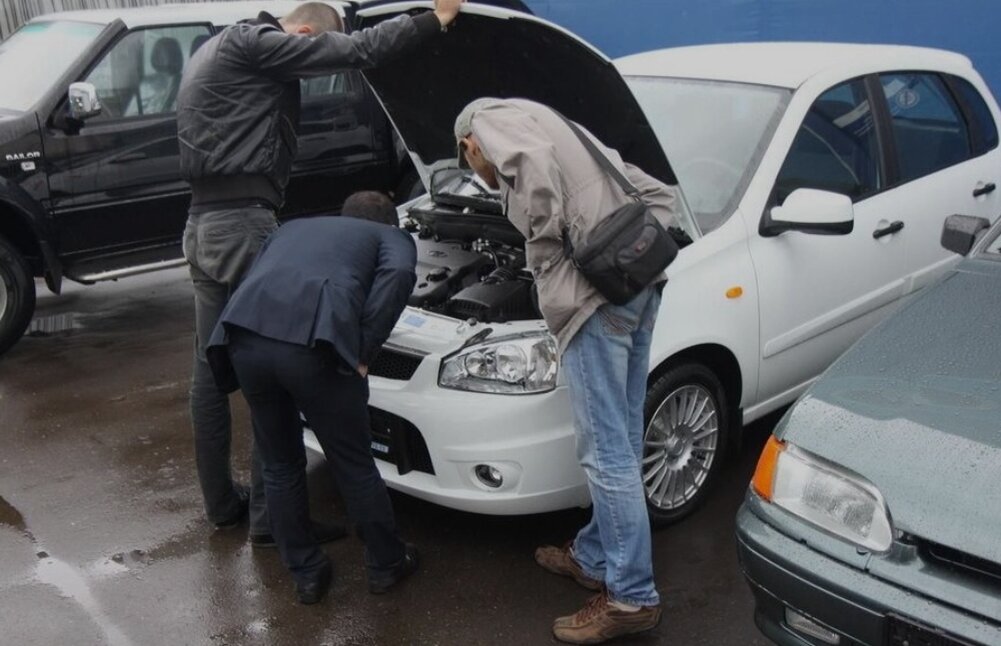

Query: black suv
<box><xmin>0</xmin><ymin>1</ymin><xmax>423</xmax><ymax>355</ymax></box>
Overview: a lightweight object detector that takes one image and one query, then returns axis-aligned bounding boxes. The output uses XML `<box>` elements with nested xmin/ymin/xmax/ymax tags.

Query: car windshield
<box><xmin>0</xmin><ymin>21</ymin><xmax>105</xmax><ymax>112</ymax></box>
<box><xmin>626</xmin><ymin>76</ymin><xmax>790</xmax><ymax>232</ymax></box>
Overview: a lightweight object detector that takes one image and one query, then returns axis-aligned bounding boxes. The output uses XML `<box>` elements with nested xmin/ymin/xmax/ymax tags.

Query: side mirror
<box><xmin>940</xmin><ymin>214</ymin><xmax>990</xmax><ymax>256</ymax></box>
<box><xmin>68</xmin><ymin>82</ymin><xmax>102</xmax><ymax>121</ymax></box>
<box><xmin>760</xmin><ymin>188</ymin><xmax>855</xmax><ymax>237</ymax></box>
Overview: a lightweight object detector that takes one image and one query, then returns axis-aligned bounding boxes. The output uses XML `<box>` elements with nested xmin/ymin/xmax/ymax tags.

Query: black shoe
<box><xmin>250</xmin><ymin>519</ymin><xmax>349</xmax><ymax>549</ymax></box>
<box><xmin>213</xmin><ymin>484</ymin><xmax>250</xmax><ymax>530</ymax></box>
<box><xmin>295</xmin><ymin>562</ymin><xmax>333</xmax><ymax>605</ymax></box>
<box><xmin>368</xmin><ymin>543</ymin><xmax>419</xmax><ymax>595</ymax></box>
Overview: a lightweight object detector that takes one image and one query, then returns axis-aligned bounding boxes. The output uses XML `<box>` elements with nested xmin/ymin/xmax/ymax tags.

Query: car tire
<box><xmin>0</xmin><ymin>235</ymin><xmax>36</xmax><ymax>357</ymax></box>
<box><xmin>394</xmin><ymin>168</ymin><xmax>426</xmax><ymax>203</ymax></box>
<box><xmin>642</xmin><ymin>362</ymin><xmax>730</xmax><ymax>527</ymax></box>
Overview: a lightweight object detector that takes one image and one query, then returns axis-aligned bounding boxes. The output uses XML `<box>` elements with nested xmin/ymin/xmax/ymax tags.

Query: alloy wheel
<box><xmin>642</xmin><ymin>384</ymin><xmax>719</xmax><ymax>510</ymax></box>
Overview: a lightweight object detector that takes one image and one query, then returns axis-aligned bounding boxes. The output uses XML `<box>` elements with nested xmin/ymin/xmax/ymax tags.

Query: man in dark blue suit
<box><xmin>207</xmin><ymin>191</ymin><xmax>418</xmax><ymax>604</ymax></box>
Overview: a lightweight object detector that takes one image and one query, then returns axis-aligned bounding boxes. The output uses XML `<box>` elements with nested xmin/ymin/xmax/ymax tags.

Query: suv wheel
<box><xmin>0</xmin><ymin>235</ymin><xmax>36</xmax><ymax>356</ymax></box>
<box><xmin>642</xmin><ymin>362</ymin><xmax>730</xmax><ymax>527</ymax></box>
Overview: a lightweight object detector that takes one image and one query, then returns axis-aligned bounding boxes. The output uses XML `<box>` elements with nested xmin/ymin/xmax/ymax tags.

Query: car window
<box><xmin>775</xmin><ymin>78</ymin><xmax>882</xmax><ymax>204</ymax></box>
<box><xmin>626</xmin><ymin>77</ymin><xmax>789</xmax><ymax>232</ymax></box>
<box><xmin>300</xmin><ymin>72</ymin><xmax>351</xmax><ymax>100</ymax></box>
<box><xmin>0</xmin><ymin>21</ymin><xmax>105</xmax><ymax>112</ymax></box>
<box><xmin>947</xmin><ymin>75</ymin><xmax>999</xmax><ymax>156</ymax></box>
<box><xmin>880</xmin><ymin>73</ymin><xmax>971</xmax><ymax>183</ymax></box>
<box><xmin>84</xmin><ymin>25</ymin><xmax>211</xmax><ymax>119</ymax></box>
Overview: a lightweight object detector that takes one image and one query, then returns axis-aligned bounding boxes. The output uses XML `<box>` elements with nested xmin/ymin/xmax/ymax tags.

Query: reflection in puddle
<box><xmin>26</xmin><ymin>312</ymin><xmax>82</xmax><ymax>337</ymax></box>
<box><xmin>1</xmin><ymin>495</ymin><xmax>134</xmax><ymax>645</ymax></box>
<box><xmin>35</xmin><ymin>556</ymin><xmax>134</xmax><ymax>646</ymax></box>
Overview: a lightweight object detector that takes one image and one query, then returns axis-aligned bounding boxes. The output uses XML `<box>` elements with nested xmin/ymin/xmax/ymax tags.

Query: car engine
<box><xmin>402</xmin><ymin>170</ymin><xmax>692</xmax><ymax>325</ymax></box>
<box><xmin>406</xmin><ymin>234</ymin><xmax>539</xmax><ymax>323</ymax></box>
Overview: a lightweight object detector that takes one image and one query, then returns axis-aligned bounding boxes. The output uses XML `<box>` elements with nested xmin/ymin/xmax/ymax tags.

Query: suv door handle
<box><xmin>973</xmin><ymin>182</ymin><xmax>996</xmax><ymax>197</ymax></box>
<box><xmin>873</xmin><ymin>221</ymin><xmax>904</xmax><ymax>239</ymax></box>
<box><xmin>111</xmin><ymin>152</ymin><xmax>148</xmax><ymax>164</ymax></box>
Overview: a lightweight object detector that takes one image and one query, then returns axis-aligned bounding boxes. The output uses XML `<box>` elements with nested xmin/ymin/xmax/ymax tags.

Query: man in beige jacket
<box><xmin>454</xmin><ymin>98</ymin><xmax>679</xmax><ymax>644</ymax></box>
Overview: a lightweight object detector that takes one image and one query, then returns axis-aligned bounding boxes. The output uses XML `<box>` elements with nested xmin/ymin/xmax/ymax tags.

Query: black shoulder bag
<box><xmin>559</xmin><ymin>116</ymin><xmax>679</xmax><ymax>306</ymax></box>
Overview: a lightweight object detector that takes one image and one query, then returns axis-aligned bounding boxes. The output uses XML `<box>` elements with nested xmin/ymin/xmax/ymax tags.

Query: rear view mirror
<box><xmin>940</xmin><ymin>214</ymin><xmax>990</xmax><ymax>256</ymax></box>
<box><xmin>68</xmin><ymin>82</ymin><xmax>101</xmax><ymax>121</ymax></box>
<box><xmin>761</xmin><ymin>188</ymin><xmax>854</xmax><ymax>237</ymax></box>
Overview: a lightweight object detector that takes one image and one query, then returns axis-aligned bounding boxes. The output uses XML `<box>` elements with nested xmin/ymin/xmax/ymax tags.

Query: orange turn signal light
<box><xmin>726</xmin><ymin>286</ymin><xmax>743</xmax><ymax>299</ymax></box>
<box><xmin>751</xmin><ymin>435</ymin><xmax>786</xmax><ymax>501</ymax></box>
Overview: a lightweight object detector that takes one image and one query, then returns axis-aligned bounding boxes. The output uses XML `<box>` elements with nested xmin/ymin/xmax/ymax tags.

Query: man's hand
<box><xmin>434</xmin><ymin>0</ymin><xmax>464</xmax><ymax>28</ymax></box>
<box><xmin>357</xmin><ymin>364</ymin><xmax>369</xmax><ymax>378</ymax></box>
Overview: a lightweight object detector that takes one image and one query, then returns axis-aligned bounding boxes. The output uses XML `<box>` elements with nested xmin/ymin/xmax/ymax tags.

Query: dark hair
<box><xmin>341</xmin><ymin>191</ymin><xmax>398</xmax><ymax>226</ymax></box>
<box><xmin>284</xmin><ymin>2</ymin><xmax>344</xmax><ymax>33</ymax></box>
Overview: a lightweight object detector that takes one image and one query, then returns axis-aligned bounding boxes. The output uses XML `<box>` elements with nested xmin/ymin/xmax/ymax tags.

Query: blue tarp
<box><xmin>522</xmin><ymin>0</ymin><xmax>1001</xmax><ymax>99</ymax></box>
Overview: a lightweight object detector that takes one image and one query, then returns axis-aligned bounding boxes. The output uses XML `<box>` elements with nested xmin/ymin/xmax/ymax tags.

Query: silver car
<box><xmin>737</xmin><ymin>214</ymin><xmax>1001</xmax><ymax>645</ymax></box>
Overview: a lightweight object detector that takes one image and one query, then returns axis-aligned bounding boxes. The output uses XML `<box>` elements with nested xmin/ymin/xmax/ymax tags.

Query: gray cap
<box><xmin>454</xmin><ymin>97</ymin><xmax>502</xmax><ymax>168</ymax></box>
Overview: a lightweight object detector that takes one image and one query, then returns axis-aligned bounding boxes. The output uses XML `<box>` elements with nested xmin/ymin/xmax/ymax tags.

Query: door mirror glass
<box><xmin>68</xmin><ymin>82</ymin><xmax>102</xmax><ymax>121</ymax></box>
<box><xmin>762</xmin><ymin>188</ymin><xmax>855</xmax><ymax>237</ymax></box>
<box><xmin>940</xmin><ymin>214</ymin><xmax>990</xmax><ymax>256</ymax></box>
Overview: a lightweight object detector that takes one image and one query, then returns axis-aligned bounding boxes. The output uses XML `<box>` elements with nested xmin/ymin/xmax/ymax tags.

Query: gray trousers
<box><xmin>182</xmin><ymin>206</ymin><xmax>278</xmax><ymax>532</ymax></box>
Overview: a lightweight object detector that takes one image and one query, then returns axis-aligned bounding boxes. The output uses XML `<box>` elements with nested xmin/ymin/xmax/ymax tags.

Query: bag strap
<box><xmin>556</xmin><ymin>112</ymin><xmax>641</xmax><ymax>200</ymax></box>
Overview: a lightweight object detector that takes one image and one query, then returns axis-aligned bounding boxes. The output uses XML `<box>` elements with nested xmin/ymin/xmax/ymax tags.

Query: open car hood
<box><xmin>355</xmin><ymin>2</ymin><xmax>677</xmax><ymax>187</ymax></box>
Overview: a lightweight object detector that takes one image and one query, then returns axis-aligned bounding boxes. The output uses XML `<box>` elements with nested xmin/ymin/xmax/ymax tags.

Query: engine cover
<box><xmin>448</xmin><ymin>280</ymin><xmax>536</xmax><ymax>323</ymax></box>
<box><xmin>408</xmin><ymin>239</ymin><xmax>489</xmax><ymax>307</ymax></box>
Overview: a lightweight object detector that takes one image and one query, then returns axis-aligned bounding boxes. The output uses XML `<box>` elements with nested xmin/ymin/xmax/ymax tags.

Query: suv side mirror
<box><xmin>68</xmin><ymin>82</ymin><xmax>102</xmax><ymax>121</ymax></box>
<box><xmin>940</xmin><ymin>214</ymin><xmax>990</xmax><ymax>256</ymax></box>
<box><xmin>760</xmin><ymin>188</ymin><xmax>855</xmax><ymax>237</ymax></box>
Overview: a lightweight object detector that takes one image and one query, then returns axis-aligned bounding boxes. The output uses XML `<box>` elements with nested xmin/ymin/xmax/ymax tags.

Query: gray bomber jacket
<box><xmin>177</xmin><ymin>11</ymin><xmax>440</xmax><ymax>209</ymax></box>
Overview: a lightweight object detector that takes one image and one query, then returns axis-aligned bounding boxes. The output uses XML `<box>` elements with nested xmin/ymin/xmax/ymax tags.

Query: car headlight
<box><xmin>751</xmin><ymin>435</ymin><xmax>894</xmax><ymax>552</ymax></box>
<box><xmin>439</xmin><ymin>333</ymin><xmax>559</xmax><ymax>394</ymax></box>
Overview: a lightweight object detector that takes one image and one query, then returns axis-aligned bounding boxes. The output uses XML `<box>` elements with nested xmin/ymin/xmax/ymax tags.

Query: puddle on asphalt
<box><xmin>35</xmin><ymin>556</ymin><xmax>135</xmax><ymax>646</ymax></box>
<box><xmin>26</xmin><ymin>312</ymin><xmax>82</xmax><ymax>337</ymax></box>
<box><xmin>1</xmin><ymin>495</ymin><xmax>134</xmax><ymax>645</ymax></box>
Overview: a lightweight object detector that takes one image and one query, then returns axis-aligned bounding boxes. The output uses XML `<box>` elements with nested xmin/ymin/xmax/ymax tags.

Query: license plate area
<box><xmin>887</xmin><ymin>615</ymin><xmax>974</xmax><ymax>646</ymax></box>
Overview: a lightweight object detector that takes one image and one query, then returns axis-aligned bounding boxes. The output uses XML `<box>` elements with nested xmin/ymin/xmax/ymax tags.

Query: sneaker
<box><xmin>552</xmin><ymin>591</ymin><xmax>661</xmax><ymax>644</ymax></box>
<box><xmin>367</xmin><ymin>543</ymin><xmax>419</xmax><ymax>594</ymax></box>
<box><xmin>250</xmin><ymin>519</ymin><xmax>349</xmax><ymax>549</ymax></box>
<box><xmin>213</xmin><ymin>484</ymin><xmax>250</xmax><ymax>530</ymax></box>
<box><xmin>534</xmin><ymin>542</ymin><xmax>603</xmax><ymax>591</ymax></box>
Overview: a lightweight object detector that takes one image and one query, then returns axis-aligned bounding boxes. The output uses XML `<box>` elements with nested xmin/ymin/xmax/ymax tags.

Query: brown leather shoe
<box><xmin>553</xmin><ymin>591</ymin><xmax>662</xmax><ymax>644</ymax></box>
<box><xmin>534</xmin><ymin>542</ymin><xmax>603</xmax><ymax>591</ymax></box>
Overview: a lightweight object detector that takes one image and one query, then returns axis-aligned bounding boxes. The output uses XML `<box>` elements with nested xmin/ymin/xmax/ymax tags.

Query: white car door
<box><xmin>873</xmin><ymin>71</ymin><xmax>1001</xmax><ymax>294</ymax></box>
<box><xmin>749</xmin><ymin>77</ymin><xmax>914</xmax><ymax>404</ymax></box>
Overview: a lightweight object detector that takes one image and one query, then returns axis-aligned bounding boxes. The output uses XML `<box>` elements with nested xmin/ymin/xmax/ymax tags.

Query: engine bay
<box><xmin>402</xmin><ymin>169</ymin><xmax>692</xmax><ymax>325</ymax></box>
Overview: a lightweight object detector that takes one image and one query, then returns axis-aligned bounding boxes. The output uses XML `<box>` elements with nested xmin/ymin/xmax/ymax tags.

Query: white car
<box><xmin>306</xmin><ymin>3</ymin><xmax>1001</xmax><ymax>525</ymax></box>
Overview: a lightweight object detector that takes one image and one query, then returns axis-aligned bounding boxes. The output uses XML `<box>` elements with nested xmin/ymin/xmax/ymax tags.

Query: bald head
<box><xmin>281</xmin><ymin>2</ymin><xmax>344</xmax><ymax>35</ymax></box>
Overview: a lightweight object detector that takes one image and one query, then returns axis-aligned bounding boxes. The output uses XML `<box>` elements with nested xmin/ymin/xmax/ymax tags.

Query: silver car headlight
<box><xmin>439</xmin><ymin>333</ymin><xmax>559</xmax><ymax>394</ymax></box>
<box><xmin>753</xmin><ymin>436</ymin><xmax>894</xmax><ymax>553</ymax></box>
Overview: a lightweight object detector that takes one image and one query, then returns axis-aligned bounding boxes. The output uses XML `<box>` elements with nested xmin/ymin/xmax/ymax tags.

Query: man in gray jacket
<box><xmin>455</xmin><ymin>98</ymin><xmax>678</xmax><ymax>644</ymax></box>
<box><xmin>177</xmin><ymin>0</ymin><xmax>463</xmax><ymax>541</ymax></box>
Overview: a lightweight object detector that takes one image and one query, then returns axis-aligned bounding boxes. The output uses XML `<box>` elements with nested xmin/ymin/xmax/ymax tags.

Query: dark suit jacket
<box><xmin>207</xmin><ymin>216</ymin><xmax>417</xmax><ymax>392</ymax></box>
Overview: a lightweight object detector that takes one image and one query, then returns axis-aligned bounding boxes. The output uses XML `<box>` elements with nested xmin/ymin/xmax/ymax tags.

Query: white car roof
<box><xmin>27</xmin><ymin>1</ymin><xmax>349</xmax><ymax>29</ymax></box>
<box><xmin>616</xmin><ymin>42</ymin><xmax>974</xmax><ymax>89</ymax></box>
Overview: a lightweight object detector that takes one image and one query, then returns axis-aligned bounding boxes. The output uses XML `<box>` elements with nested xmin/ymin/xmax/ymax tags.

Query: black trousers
<box><xmin>227</xmin><ymin>328</ymin><xmax>405</xmax><ymax>584</ymax></box>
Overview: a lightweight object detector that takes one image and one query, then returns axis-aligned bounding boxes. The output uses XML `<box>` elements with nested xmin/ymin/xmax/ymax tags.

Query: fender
<box><xmin>0</xmin><ymin>178</ymin><xmax>62</xmax><ymax>294</ymax></box>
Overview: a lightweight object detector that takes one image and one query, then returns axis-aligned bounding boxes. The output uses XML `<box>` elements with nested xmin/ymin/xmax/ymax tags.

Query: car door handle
<box><xmin>873</xmin><ymin>221</ymin><xmax>905</xmax><ymax>239</ymax></box>
<box><xmin>973</xmin><ymin>182</ymin><xmax>996</xmax><ymax>197</ymax></box>
<box><xmin>111</xmin><ymin>152</ymin><xmax>148</xmax><ymax>164</ymax></box>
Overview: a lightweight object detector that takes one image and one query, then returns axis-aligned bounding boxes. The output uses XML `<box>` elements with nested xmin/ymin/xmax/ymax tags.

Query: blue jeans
<box><xmin>562</xmin><ymin>286</ymin><xmax>661</xmax><ymax>607</ymax></box>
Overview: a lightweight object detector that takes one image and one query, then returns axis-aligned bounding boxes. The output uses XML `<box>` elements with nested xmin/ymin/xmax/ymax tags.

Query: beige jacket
<box><xmin>469</xmin><ymin>98</ymin><xmax>679</xmax><ymax>352</ymax></box>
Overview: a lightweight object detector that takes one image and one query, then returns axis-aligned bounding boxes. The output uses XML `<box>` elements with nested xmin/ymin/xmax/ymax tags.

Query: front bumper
<box><xmin>735</xmin><ymin>502</ymin><xmax>1001</xmax><ymax>646</ymax></box>
<box><xmin>304</xmin><ymin>374</ymin><xmax>589</xmax><ymax>516</ymax></box>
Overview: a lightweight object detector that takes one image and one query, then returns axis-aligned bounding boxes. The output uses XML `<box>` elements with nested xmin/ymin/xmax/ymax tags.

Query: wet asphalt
<box><xmin>0</xmin><ymin>269</ymin><xmax>774</xmax><ymax>646</ymax></box>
